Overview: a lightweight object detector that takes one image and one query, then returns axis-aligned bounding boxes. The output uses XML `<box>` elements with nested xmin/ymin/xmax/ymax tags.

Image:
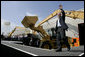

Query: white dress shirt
<box><xmin>57</xmin><ymin>13</ymin><xmax>61</xmax><ymax>27</ymax></box>
<box><xmin>57</xmin><ymin>19</ymin><xmax>61</xmax><ymax>27</ymax></box>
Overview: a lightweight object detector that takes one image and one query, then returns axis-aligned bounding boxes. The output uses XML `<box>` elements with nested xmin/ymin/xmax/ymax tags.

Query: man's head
<box><xmin>59</xmin><ymin>4</ymin><xmax>63</xmax><ymax>9</ymax></box>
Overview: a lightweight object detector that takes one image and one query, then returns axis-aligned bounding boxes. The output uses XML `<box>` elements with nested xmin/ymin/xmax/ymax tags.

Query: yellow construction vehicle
<box><xmin>8</xmin><ymin>27</ymin><xmax>17</xmax><ymax>37</ymax></box>
<box><xmin>21</xmin><ymin>9</ymin><xmax>84</xmax><ymax>49</ymax></box>
<box><xmin>8</xmin><ymin>26</ymin><xmax>26</xmax><ymax>37</ymax></box>
<box><xmin>7</xmin><ymin>26</ymin><xmax>31</xmax><ymax>41</ymax></box>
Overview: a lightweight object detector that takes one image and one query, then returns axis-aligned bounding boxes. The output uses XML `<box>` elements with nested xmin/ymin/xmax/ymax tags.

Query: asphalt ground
<box><xmin>1</xmin><ymin>40</ymin><xmax>84</xmax><ymax>56</ymax></box>
<box><xmin>1</xmin><ymin>44</ymin><xmax>32</xmax><ymax>56</ymax></box>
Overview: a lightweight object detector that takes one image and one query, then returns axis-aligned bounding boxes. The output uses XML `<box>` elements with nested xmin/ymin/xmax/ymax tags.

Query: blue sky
<box><xmin>1</xmin><ymin>1</ymin><xmax>84</xmax><ymax>34</ymax></box>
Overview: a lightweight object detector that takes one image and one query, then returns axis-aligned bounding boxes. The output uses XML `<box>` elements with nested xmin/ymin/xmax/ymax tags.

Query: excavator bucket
<box><xmin>21</xmin><ymin>16</ymin><xmax>38</xmax><ymax>28</ymax></box>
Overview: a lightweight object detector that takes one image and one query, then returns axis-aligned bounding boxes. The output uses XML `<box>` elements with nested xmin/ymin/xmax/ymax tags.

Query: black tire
<box><xmin>41</xmin><ymin>41</ymin><xmax>52</xmax><ymax>49</ymax></box>
<box><xmin>22</xmin><ymin>37</ymin><xmax>31</xmax><ymax>45</ymax></box>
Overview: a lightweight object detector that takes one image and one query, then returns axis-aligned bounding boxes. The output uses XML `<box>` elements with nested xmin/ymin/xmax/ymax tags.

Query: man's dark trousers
<box><xmin>56</xmin><ymin>27</ymin><xmax>70</xmax><ymax>50</ymax></box>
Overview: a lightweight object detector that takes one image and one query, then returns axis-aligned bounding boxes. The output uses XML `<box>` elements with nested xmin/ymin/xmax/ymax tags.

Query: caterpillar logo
<box><xmin>71</xmin><ymin>38</ymin><xmax>80</xmax><ymax>47</ymax></box>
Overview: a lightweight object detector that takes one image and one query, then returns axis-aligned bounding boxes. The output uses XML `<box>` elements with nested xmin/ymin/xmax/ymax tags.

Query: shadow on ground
<box><xmin>1</xmin><ymin>44</ymin><xmax>32</xmax><ymax>56</ymax></box>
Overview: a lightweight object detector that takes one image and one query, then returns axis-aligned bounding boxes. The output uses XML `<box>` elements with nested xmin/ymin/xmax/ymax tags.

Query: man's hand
<box><xmin>66</xmin><ymin>29</ymin><xmax>68</xmax><ymax>31</ymax></box>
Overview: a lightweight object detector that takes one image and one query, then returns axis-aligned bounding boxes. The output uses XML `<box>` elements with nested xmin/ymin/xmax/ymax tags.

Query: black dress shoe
<box><xmin>56</xmin><ymin>49</ymin><xmax>62</xmax><ymax>52</ymax></box>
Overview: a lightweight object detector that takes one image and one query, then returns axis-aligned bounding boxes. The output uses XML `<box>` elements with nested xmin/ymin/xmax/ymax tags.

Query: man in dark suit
<box><xmin>55</xmin><ymin>5</ymin><xmax>70</xmax><ymax>52</ymax></box>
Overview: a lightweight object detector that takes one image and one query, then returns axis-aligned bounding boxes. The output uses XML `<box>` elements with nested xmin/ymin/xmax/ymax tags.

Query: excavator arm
<box><xmin>21</xmin><ymin>16</ymin><xmax>50</xmax><ymax>41</ymax></box>
<box><xmin>8</xmin><ymin>26</ymin><xmax>26</xmax><ymax>37</ymax></box>
<box><xmin>38</xmin><ymin>9</ymin><xmax>84</xmax><ymax>26</ymax></box>
<box><xmin>8</xmin><ymin>27</ymin><xmax>16</xmax><ymax>37</ymax></box>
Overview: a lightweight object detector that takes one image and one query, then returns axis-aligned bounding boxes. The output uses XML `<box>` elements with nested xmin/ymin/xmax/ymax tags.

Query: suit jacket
<box><xmin>55</xmin><ymin>9</ymin><xmax>68</xmax><ymax>31</ymax></box>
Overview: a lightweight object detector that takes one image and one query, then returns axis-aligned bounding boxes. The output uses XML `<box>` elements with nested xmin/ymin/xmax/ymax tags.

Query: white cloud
<box><xmin>26</xmin><ymin>12</ymin><xmax>38</xmax><ymax>16</ymax></box>
<box><xmin>26</xmin><ymin>12</ymin><xmax>43</xmax><ymax>22</ymax></box>
<box><xmin>25</xmin><ymin>12</ymin><xmax>43</xmax><ymax>25</ymax></box>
